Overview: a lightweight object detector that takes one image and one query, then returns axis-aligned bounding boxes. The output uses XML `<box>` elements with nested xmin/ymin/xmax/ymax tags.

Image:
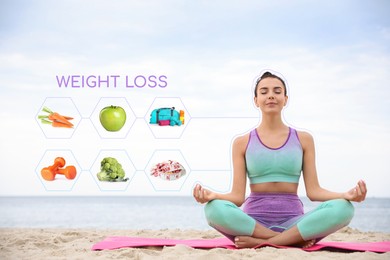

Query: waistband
<box><xmin>247</xmin><ymin>192</ymin><xmax>299</xmax><ymax>199</ymax></box>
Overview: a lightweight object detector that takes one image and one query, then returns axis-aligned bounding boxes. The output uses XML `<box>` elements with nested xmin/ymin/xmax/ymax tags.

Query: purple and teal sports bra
<box><xmin>245</xmin><ymin>127</ymin><xmax>303</xmax><ymax>184</ymax></box>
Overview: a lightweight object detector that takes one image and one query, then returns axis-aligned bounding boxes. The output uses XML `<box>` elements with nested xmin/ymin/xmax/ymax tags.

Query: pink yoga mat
<box><xmin>92</xmin><ymin>236</ymin><xmax>390</xmax><ymax>253</ymax></box>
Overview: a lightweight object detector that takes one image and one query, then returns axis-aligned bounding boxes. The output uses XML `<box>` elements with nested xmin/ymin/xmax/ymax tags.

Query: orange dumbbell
<box><xmin>41</xmin><ymin>157</ymin><xmax>66</xmax><ymax>181</ymax></box>
<box><xmin>56</xmin><ymin>166</ymin><xmax>77</xmax><ymax>180</ymax></box>
<box><xmin>41</xmin><ymin>157</ymin><xmax>77</xmax><ymax>181</ymax></box>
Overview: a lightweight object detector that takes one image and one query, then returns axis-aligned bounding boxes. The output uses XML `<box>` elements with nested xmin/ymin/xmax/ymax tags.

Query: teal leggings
<box><xmin>204</xmin><ymin>194</ymin><xmax>354</xmax><ymax>241</ymax></box>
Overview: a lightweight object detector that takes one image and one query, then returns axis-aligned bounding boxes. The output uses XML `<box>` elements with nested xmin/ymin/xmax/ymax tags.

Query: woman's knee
<box><xmin>204</xmin><ymin>199</ymin><xmax>256</xmax><ymax>236</ymax></box>
<box><xmin>204</xmin><ymin>199</ymin><xmax>236</xmax><ymax>226</ymax></box>
<box><xmin>297</xmin><ymin>199</ymin><xmax>355</xmax><ymax>240</ymax></box>
<box><xmin>326</xmin><ymin>199</ymin><xmax>355</xmax><ymax>225</ymax></box>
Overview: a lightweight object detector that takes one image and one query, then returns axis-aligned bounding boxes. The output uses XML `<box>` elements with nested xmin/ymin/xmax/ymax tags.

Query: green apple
<box><xmin>99</xmin><ymin>105</ymin><xmax>126</xmax><ymax>131</ymax></box>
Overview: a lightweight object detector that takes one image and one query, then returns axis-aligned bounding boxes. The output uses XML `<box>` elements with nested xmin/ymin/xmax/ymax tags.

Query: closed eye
<box><xmin>259</xmin><ymin>87</ymin><xmax>268</xmax><ymax>94</ymax></box>
<box><xmin>274</xmin><ymin>87</ymin><xmax>282</xmax><ymax>94</ymax></box>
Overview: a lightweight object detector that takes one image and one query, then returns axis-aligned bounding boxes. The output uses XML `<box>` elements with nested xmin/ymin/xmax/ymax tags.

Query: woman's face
<box><xmin>254</xmin><ymin>77</ymin><xmax>288</xmax><ymax>113</ymax></box>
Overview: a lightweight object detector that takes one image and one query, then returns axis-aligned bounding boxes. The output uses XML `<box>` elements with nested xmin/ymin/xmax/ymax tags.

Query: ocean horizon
<box><xmin>1</xmin><ymin>196</ymin><xmax>389</xmax><ymax>233</ymax></box>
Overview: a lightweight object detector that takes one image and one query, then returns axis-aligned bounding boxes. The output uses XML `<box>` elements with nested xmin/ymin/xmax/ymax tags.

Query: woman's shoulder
<box><xmin>295</xmin><ymin>129</ymin><xmax>314</xmax><ymax>147</ymax></box>
<box><xmin>233</xmin><ymin>131</ymin><xmax>251</xmax><ymax>149</ymax></box>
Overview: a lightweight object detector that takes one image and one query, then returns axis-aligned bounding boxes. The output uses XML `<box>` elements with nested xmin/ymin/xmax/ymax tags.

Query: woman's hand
<box><xmin>343</xmin><ymin>180</ymin><xmax>367</xmax><ymax>202</ymax></box>
<box><xmin>193</xmin><ymin>184</ymin><xmax>217</xmax><ymax>204</ymax></box>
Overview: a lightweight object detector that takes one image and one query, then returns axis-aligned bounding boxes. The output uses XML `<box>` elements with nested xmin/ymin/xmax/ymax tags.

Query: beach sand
<box><xmin>0</xmin><ymin>227</ymin><xmax>389</xmax><ymax>259</ymax></box>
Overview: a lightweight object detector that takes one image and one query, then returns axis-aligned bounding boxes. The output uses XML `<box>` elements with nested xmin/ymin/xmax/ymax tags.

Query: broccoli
<box><xmin>97</xmin><ymin>157</ymin><xmax>128</xmax><ymax>182</ymax></box>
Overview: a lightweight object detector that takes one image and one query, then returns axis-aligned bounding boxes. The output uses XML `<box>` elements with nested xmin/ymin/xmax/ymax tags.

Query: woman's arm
<box><xmin>299</xmin><ymin>131</ymin><xmax>367</xmax><ymax>202</ymax></box>
<box><xmin>193</xmin><ymin>134</ymin><xmax>248</xmax><ymax>206</ymax></box>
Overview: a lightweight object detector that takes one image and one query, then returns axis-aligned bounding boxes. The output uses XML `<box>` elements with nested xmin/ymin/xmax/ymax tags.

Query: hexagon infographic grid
<box><xmin>36</xmin><ymin>96</ymin><xmax>197</xmax><ymax>192</ymax></box>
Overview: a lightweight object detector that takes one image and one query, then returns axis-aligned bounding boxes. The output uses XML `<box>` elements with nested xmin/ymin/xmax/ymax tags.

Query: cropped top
<box><xmin>245</xmin><ymin>127</ymin><xmax>303</xmax><ymax>184</ymax></box>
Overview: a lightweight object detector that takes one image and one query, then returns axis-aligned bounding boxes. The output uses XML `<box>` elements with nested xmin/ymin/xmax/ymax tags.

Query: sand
<box><xmin>0</xmin><ymin>227</ymin><xmax>389</xmax><ymax>259</ymax></box>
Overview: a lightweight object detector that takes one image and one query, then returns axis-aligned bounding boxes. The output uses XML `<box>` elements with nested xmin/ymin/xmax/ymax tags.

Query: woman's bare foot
<box><xmin>299</xmin><ymin>239</ymin><xmax>316</xmax><ymax>249</ymax></box>
<box><xmin>234</xmin><ymin>236</ymin><xmax>266</xmax><ymax>248</ymax></box>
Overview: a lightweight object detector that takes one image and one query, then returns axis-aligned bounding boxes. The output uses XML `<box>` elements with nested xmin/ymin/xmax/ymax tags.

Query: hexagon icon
<box><xmin>145</xmin><ymin>150</ymin><xmax>191</xmax><ymax>191</ymax></box>
<box><xmin>90</xmin><ymin>150</ymin><xmax>136</xmax><ymax>191</ymax></box>
<box><xmin>144</xmin><ymin>97</ymin><xmax>191</xmax><ymax>139</ymax></box>
<box><xmin>36</xmin><ymin>97</ymin><xmax>82</xmax><ymax>139</ymax></box>
<box><xmin>35</xmin><ymin>150</ymin><xmax>81</xmax><ymax>191</ymax></box>
<box><xmin>90</xmin><ymin>97</ymin><xmax>136</xmax><ymax>139</ymax></box>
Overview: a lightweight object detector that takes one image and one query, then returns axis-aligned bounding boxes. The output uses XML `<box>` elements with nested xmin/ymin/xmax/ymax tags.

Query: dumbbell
<box><xmin>41</xmin><ymin>157</ymin><xmax>66</xmax><ymax>181</ymax></box>
<box><xmin>56</xmin><ymin>166</ymin><xmax>77</xmax><ymax>180</ymax></box>
<box><xmin>41</xmin><ymin>157</ymin><xmax>77</xmax><ymax>181</ymax></box>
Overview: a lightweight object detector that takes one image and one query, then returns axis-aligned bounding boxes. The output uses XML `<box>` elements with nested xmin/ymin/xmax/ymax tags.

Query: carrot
<box><xmin>40</xmin><ymin>106</ymin><xmax>74</xmax><ymax>127</ymax></box>
<box><xmin>48</xmin><ymin>113</ymin><xmax>74</xmax><ymax>127</ymax></box>
<box><xmin>41</xmin><ymin>119</ymin><xmax>73</xmax><ymax>128</ymax></box>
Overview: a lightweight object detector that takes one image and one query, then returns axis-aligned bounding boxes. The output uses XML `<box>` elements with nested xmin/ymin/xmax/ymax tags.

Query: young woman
<box><xmin>193</xmin><ymin>71</ymin><xmax>367</xmax><ymax>248</ymax></box>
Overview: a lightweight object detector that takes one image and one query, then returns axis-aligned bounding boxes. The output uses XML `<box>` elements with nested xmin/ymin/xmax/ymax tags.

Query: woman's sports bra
<box><xmin>245</xmin><ymin>127</ymin><xmax>303</xmax><ymax>184</ymax></box>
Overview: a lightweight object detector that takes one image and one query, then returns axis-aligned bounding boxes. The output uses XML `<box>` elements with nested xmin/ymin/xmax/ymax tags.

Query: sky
<box><xmin>0</xmin><ymin>0</ymin><xmax>389</xmax><ymax>197</ymax></box>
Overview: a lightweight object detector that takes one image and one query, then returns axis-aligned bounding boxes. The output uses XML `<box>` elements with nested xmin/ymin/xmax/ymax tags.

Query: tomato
<box><xmin>99</xmin><ymin>105</ymin><xmax>126</xmax><ymax>131</ymax></box>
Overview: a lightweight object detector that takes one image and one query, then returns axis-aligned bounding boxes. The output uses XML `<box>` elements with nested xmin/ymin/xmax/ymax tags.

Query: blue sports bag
<box><xmin>149</xmin><ymin>107</ymin><xmax>182</xmax><ymax>126</ymax></box>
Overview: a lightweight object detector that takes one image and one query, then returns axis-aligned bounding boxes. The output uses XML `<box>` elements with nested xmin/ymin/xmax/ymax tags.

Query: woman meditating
<box><xmin>193</xmin><ymin>71</ymin><xmax>367</xmax><ymax>248</ymax></box>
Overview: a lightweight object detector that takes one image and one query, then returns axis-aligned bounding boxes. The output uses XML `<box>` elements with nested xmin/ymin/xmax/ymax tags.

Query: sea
<box><xmin>0</xmin><ymin>196</ymin><xmax>389</xmax><ymax>233</ymax></box>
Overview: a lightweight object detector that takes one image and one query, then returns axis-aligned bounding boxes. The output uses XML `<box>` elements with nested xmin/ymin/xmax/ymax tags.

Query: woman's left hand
<box><xmin>343</xmin><ymin>180</ymin><xmax>367</xmax><ymax>202</ymax></box>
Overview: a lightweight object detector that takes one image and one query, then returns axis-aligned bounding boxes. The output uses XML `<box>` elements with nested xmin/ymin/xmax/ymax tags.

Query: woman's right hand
<box><xmin>193</xmin><ymin>184</ymin><xmax>217</xmax><ymax>204</ymax></box>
